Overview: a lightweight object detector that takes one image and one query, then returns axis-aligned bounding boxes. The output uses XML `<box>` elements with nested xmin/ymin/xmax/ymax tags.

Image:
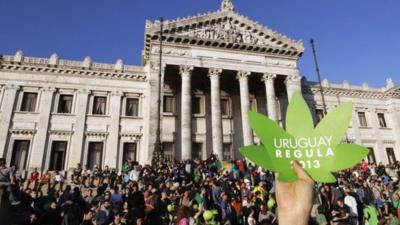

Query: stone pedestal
<box><xmin>209</xmin><ymin>68</ymin><xmax>223</xmax><ymax>159</ymax></box>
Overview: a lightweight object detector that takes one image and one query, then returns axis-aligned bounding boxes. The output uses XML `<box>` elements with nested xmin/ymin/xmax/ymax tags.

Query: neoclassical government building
<box><xmin>0</xmin><ymin>0</ymin><xmax>399</xmax><ymax>173</ymax></box>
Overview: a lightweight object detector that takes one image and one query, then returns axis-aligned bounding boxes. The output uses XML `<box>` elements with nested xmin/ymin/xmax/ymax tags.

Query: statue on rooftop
<box><xmin>221</xmin><ymin>0</ymin><xmax>234</xmax><ymax>12</ymax></box>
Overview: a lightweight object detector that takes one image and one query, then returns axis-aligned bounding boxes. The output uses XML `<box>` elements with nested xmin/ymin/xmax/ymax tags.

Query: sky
<box><xmin>0</xmin><ymin>0</ymin><xmax>399</xmax><ymax>88</ymax></box>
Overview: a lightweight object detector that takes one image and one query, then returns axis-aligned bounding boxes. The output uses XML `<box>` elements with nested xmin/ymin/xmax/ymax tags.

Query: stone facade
<box><xmin>0</xmin><ymin>0</ymin><xmax>399</xmax><ymax>174</ymax></box>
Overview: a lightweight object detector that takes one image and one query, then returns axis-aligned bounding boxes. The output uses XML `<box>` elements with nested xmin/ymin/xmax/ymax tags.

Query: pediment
<box><xmin>385</xmin><ymin>85</ymin><xmax>400</xmax><ymax>98</ymax></box>
<box><xmin>144</xmin><ymin>10</ymin><xmax>304</xmax><ymax>58</ymax></box>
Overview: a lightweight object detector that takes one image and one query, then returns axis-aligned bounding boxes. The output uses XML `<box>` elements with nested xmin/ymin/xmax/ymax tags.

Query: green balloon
<box><xmin>203</xmin><ymin>210</ymin><xmax>214</xmax><ymax>221</ymax></box>
<box><xmin>167</xmin><ymin>204</ymin><xmax>174</xmax><ymax>213</ymax></box>
<box><xmin>267</xmin><ymin>199</ymin><xmax>276</xmax><ymax>209</ymax></box>
<box><xmin>193</xmin><ymin>204</ymin><xmax>199</xmax><ymax>211</ymax></box>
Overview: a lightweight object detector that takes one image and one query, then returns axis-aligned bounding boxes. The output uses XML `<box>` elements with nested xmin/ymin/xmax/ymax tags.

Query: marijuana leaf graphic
<box><xmin>240</xmin><ymin>92</ymin><xmax>369</xmax><ymax>183</ymax></box>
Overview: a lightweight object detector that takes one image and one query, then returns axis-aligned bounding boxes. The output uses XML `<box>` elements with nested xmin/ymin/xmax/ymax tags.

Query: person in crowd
<box><xmin>0</xmin><ymin>158</ymin><xmax>19</xmax><ymax>206</ymax></box>
<box><xmin>72</xmin><ymin>163</ymin><xmax>82</xmax><ymax>185</ymax></box>
<box><xmin>27</xmin><ymin>168</ymin><xmax>40</xmax><ymax>191</ymax></box>
<box><xmin>39</xmin><ymin>170</ymin><xmax>51</xmax><ymax>191</ymax></box>
<box><xmin>53</xmin><ymin>171</ymin><xmax>64</xmax><ymax>190</ymax></box>
<box><xmin>176</xmin><ymin>205</ymin><xmax>191</xmax><ymax>225</ymax></box>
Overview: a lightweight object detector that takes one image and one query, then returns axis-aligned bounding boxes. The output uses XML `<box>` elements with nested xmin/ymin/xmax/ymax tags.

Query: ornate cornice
<box><xmin>0</xmin><ymin>55</ymin><xmax>147</xmax><ymax>82</ymax></box>
<box><xmin>383</xmin><ymin>140</ymin><xmax>396</xmax><ymax>144</ymax></box>
<box><xmin>303</xmin><ymin>82</ymin><xmax>396</xmax><ymax>100</ymax></box>
<box><xmin>85</xmin><ymin>131</ymin><xmax>109</xmax><ymax>138</ymax></box>
<box><xmin>384</xmin><ymin>86</ymin><xmax>400</xmax><ymax>99</ymax></box>
<box><xmin>9</xmin><ymin>128</ymin><xmax>36</xmax><ymax>135</ymax></box>
<box><xmin>48</xmin><ymin>130</ymin><xmax>74</xmax><ymax>136</ymax></box>
<box><xmin>120</xmin><ymin>132</ymin><xmax>143</xmax><ymax>141</ymax></box>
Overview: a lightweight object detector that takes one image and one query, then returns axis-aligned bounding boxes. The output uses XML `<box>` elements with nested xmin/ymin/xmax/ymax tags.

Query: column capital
<box><xmin>236</xmin><ymin>70</ymin><xmax>251</xmax><ymax>80</ymax></box>
<box><xmin>76</xmin><ymin>89</ymin><xmax>91</xmax><ymax>95</ymax></box>
<box><xmin>41</xmin><ymin>86</ymin><xmax>56</xmax><ymax>92</ymax></box>
<box><xmin>285</xmin><ymin>75</ymin><xmax>302</xmax><ymax>85</ymax></box>
<box><xmin>111</xmin><ymin>91</ymin><xmax>123</xmax><ymax>97</ymax></box>
<box><xmin>179</xmin><ymin>65</ymin><xmax>194</xmax><ymax>76</ymax></box>
<box><xmin>150</xmin><ymin>61</ymin><xmax>166</xmax><ymax>71</ymax></box>
<box><xmin>262</xmin><ymin>73</ymin><xmax>277</xmax><ymax>82</ymax></box>
<box><xmin>3</xmin><ymin>84</ymin><xmax>20</xmax><ymax>91</ymax></box>
<box><xmin>208</xmin><ymin>68</ymin><xmax>223</xmax><ymax>78</ymax></box>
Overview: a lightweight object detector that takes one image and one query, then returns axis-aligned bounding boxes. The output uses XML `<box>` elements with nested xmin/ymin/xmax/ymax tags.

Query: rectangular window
<box><xmin>221</xmin><ymin>99</ymin><xmax>230</xmax><ymax>116</ymax></box>
<box><xmin>162</xmin><ymin>142</ymin><xmax>175</xmax><ymax>161</ymax></box>
<box><xmin>49</xmin><ymin>141</ymin><xmax>67</xmax><ymax>171</ymax></box>
<box><xmin>123</xmin><ymin>143</ymin><xmax>137</xmax><ymax>162</ymax></box>
<box><xmin>192</xmin><ymin>142</ymin><xmax>202</xmax><ymax>160</ymax></box>
<box><xmin>358</xmin><ymin>112</ymin><xmax>368</xmax><ymax>127</ymax></box>
<box><xmin>88</xmin><ymin>142</ymin><xmax>103</xmax><ymax>169</ymax></box>
<box><xmin>93</xmin><ymin>96</ymin><xmax>107</xmax><ymax>115</ymax></box>
<box><xmin>367</xmin><ymin>147</ymin><xmax>376</xmax><ymax>164</ymax></box>
<box><xmin>20</xmin><ymin>92</ymin><xmax>37</xmax><ymax>112</ymax></box>
<box><xmin>163</xmin><ymin>96</ymin><xmax>175</xmax><ymax>113</ymax></box>
<box><xmin>57</xmin><ymin>94</ymin><xmax>73</xmax><ymax>114</ymax></box>
<box><xmin>125</xmin><ymin>98</ymin><xmax>139</xmax><ymax>116</ymax></box>
<box><xmin>192</xmin><ymin>96</ymin><xmax>202</xmax><ymax>114</ymax></box>
<box><xmin>377</xmin><ymin>113</ymin><xmax>387</xmax><ymax>128</ymax></box>
<box><xmin>223</xmin><ymin>143</ymin><xmax>232</xmax><ymax>161</ymax></box>
<box><xmin>11</xmin><ymin>140</ymin><xmax>30</xmax><ymax>169</ymax></box>
<box><xmin>386</xmin><ymin>148</ymin><xmax>396</xmax><ymax>165</ymax></box>
<box><xmin>315</xmin><ymin>109</ymin><xmax>324</xmax><ymax>123</ymax></box>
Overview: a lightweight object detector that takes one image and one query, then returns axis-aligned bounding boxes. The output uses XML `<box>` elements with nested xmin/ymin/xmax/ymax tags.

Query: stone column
<box><xmin>105</xmin><ymin>91</ymin><xmax>122</xmax><ymax>168</ymax></box>
<box><xmin>262</xmin><ymin>73</ymin><xmax>278</xmax><ymax>121</ymax></box>
<box><xmin>285</xmin><ymin>75</ymin><xmax>302</xmax><ymax>101</ymax></box>
<box><xmin>209</xmin><ymin>68</ymin><xmax>223</xmax><ymax>159</ymax></box>
<box><xmin>29</xmin><ymin>87</ymin><xmax>55</xmax><ymax>170</ymax></box>
<box><xmin>68</xmin><ymin>89</ymin><xmax>90</xmax><ymax>169</ymax></box>
<box><xmin>145</xmin><ymin>63</ymin><xmax>165</xmax><ymax>165</ymax></box>
<box><xmin>0</xmin><ymin>85</ymin><xmax>19</xmax><ymax>158</ymax></box>
<box><xmin>236</xmin><ymin>71</ymin><xmax>253</xmax><ymax>146</ymax></box>
<box><xmin>180</xmin><ymin>65</ymin><xmax>194</xmax><ymax>160</ymax></box>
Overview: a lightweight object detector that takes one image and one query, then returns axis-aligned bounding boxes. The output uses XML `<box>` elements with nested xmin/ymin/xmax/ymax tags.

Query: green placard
<box><xmin>240</xmin><ymin>92</ymin><xmax>368</xmax><ymax>183</ymax></box>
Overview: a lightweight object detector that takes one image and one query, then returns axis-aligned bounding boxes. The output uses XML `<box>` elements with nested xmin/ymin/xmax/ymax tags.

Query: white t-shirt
<box><xmin>129</xmin><ymin>170</ymin><xmax>139</xmax><ymax>182</ymax></box>
<box><xmin>248</xmin><ymin>216</ymin><xmax>257</xmax><ymax>225</ymax></box>
<box><xmin>344</xmin><ymin>195</ymin><xmax>358</xmax><ymax>217</ymax></box>
<box><xmin>55</xmin><ymin>174</ymin><xmax>64</xmax><ymax>182</ymax></box>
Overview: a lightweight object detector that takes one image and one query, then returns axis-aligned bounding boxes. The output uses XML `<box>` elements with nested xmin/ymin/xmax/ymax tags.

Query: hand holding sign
<box><xmin>240</xmin><ymin>92</ymin><xmax>369</xmax><ymax>183</ymax></box>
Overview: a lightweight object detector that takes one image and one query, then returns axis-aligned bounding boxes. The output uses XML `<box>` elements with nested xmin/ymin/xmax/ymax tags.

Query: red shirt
<box><xmin>30</xmin><ymin>171</ymin><xmax>40</xmax><ymax>181</ymax></box>
<box><xmin>360</xmin><ymin>162</ymin><xmax>369</xmax><ymax>171</ymax></box>
<box><xmin>237</xmin><ymin>160</ymin><xmax>245</xmax><ymax>172</ymax></box>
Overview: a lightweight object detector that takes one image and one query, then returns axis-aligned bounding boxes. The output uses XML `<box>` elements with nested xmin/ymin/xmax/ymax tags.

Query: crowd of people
<box><xmin>1</xmin><ymin>155</ymin><xmax>400</xmax><ymax>225</ymax></box>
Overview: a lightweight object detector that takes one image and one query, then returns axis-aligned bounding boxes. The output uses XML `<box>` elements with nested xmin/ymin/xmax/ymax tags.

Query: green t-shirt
<box><xmin>389</xmin><ymin>217</ymin><xmax>399</xmax><ymax>225</ymax></box>
<box><xmin>363</xmin><ymin>205</ymin><xmax>378</xmax><ymax>225</ymax></box>
<box><xmin>121</xmin><ymin>164</ymin><xmax>131</xmax><ymax>174</ymax></box>
<box><xmin>316</xmin><ymin>214</ymin><xmax>327</xmax><ymax>225</ymax></box>
<box><xmin>393</xmin><ymin>200</ymin><xmax>400</xmax><ymax>209</ymax></box>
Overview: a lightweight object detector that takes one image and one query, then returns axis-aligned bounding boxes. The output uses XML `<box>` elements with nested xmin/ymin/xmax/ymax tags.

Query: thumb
<box><xmin>293</xmin><ymin>161</ymin><xmax>313</xmax><ymax>183</ymax></box>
